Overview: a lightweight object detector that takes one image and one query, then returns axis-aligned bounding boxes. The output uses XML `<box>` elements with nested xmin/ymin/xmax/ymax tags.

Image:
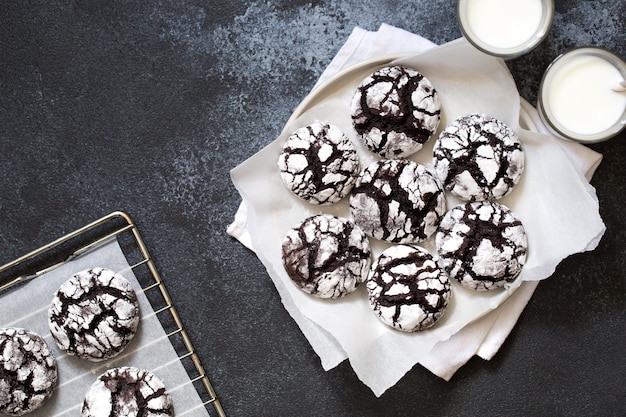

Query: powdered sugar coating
<box><xmin>282</xmin><ymin>214</ymin><xmax>371</xmax><ymax>298</ymax></box>
<box><xmin>436</xmin><ymin>201</ymin><xmax>527</xmax><ymax>291</ymax></box>
<box><xmin>350</xmin><ymin>159</ymin><xmax>446</xmax><ymax>243</ymax></box>
<box><xmin>367</xmin><ymin>245</ymin><xmax>451</xmax><ymax>332</ymax></box>
<box><xmin>48</xmin><ymin>267</ymin><xmax>140</xmax><ymax>361</ymax></box>
<box><xmin>81</xmin><ymin>366</ymin><xmax>172</xmax><ymax>417</ymax></box>
<box><xmin>351</xmin><ymin>65</ymin><xmax>441</xmax><ymax>158</ymax></box>
<box><xmin>278</xmin><ymin>122</ymin><xmax>360</xmax><ymax>205</ymax></box>
<box><xmin>433</xmin><ymin>113</ymin><xmax>524</xmax><ymax>201</ymax></box>
<box><xmin>0</xmin><ymin>328</ymin><xmax>58</xmax><ymax>416</ymax></box>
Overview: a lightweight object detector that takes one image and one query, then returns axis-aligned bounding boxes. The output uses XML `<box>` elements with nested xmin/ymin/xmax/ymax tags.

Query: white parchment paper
<box><xmin>230</xmin><ymin>38</ymin><xmax>605</xmax><ymax>395</ymax></box>
<box><xmin>0</xmin><ymin>238</ymin><xmax>210</xmax><ymax>417</ymax></box>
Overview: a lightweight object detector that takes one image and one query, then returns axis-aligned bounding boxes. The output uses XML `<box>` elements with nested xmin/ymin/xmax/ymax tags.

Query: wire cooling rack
<box><xmin>0</xmin><ymin>211</ymin><xmax>226</xmax><ymax>417</ymax></box>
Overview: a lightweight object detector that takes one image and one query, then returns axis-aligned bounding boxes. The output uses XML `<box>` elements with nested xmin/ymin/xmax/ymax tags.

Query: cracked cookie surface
<box><xmin>282</xmin><ymin>214</ymin><xmax>371</xmax><ymax>298</ymax></box>
<box><xmin>48</xmin><ymin>267</ymin><xmax>140</xmax><ymax>362</ymax></box>
<box><xmin>351</xmin><ymin>65</ymin><xmax>441</xmax><ymax>158</ymax></box>
<box><xmin>81</xmin><ymin>366</ymin><xmax>172</xmax><ymax>417</ymax></box>
<box><xmin>278</xmin><ymin>122</ymin><xmax>359</xmax><ymax>205</ymax></box>
<box><xmin>367</xmin><ymin>245</ymin><xmax>451</xmax><ymax>332</ymax></box>
<box><xmin>436</xmin><ymin>201</ymin><xmax>527</xmax><ymax>291</ymax></box>
<box><xmin>433</xmin><ymin>113</ymin><xmax>524</xmax><ymax>201</ymax></box>
<box><xmin>0</xmin><ymin>327</ymin><xmax>58</xmax><ymax>416</ymax></box>
<box><xmin>350</xmin><ymin>159</ymin><xmax>446</xmax><ymax>243</ymax></box>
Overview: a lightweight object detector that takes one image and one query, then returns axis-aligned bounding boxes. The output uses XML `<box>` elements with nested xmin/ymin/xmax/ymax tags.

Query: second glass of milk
<box><xmin>538</xmin><ymin>47</ymin><xmax>626</xmax><ymax>143</ymax></box>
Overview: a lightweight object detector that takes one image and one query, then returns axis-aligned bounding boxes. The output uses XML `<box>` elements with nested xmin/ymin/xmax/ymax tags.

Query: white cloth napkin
<box><xmin>227</xmin><ymin>24</ymin><xmax>604</xmax><ymax>395</ymax></box>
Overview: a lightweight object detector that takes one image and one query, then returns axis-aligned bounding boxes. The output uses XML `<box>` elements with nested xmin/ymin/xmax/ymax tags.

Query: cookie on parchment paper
<box><xmin>351</xmin><ymin>65</ymin><xmax>441</xmax><ymax>158</ymax></box>
<box><xmin>278</xmin><ymin>121</ymin><xmax>360</xmax><ymax>205</ymax></box>
<box><xmin>0</xmin><ymin>327</ymin><xmax>58</xmax><ymax>416</ymax></box>
<box><xmin>350</xmin><ymin>159</ymin><xmax>446</xmax><ymax>244</ymax></box>
<box><xmin>48</xmin><ymin>267</ymin><xmax>140</xmax><ymax>362</ymax></box>
<box><xmin>282</xmin><ymin>214</ymin><xmax>371</xmax><ymax>299</ymax></box>
<box><xmin>81</xmin><ymin>366</ymin><xmax>173</xmax><ymax>417</ymax></box>
<box><xmin>367</xmin><ymin>244</ymin><xmax>451</xmax><ymax>332</ymax></box>
<box><xmin>433</xmin><ymin>113</ymin><xmax>524</xmax><ymax>202</ymax></box>
<box><xmin>436</xmin><ymin>201</ymin><xmax>527</xmax><ymax>291</ymax></box>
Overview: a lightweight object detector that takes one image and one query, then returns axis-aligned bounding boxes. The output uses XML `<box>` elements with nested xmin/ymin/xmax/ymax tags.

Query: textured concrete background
<box><xmin>1</xmin><ymin>1</ymin><xmax>625</xmax><ymax>415</ymax></box>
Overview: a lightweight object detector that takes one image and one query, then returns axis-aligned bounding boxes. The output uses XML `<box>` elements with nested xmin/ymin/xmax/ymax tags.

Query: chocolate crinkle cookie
<box><xmin>350</xmin><ymin>159</ymin><xmax>446</xmax><ymax>243</ymax></box>
<box><xmin>81</xmin><ymin>366</ymin><xmax>173</xmax><ymax>417</ymax></box>
<box><xmin>436</xmin><ymin>201</ymin><xmax>527</xmax><ymax>291</ymax></box>
<box><xmin>351</xmin><ymin>65</ymin><xmax>441</xmax><ymax>158</ymax></box>
<box><xmin>0</xmin><ymin>327</ymin><xmax>58</xmax><ymax>416</ymax></box>
<box><xmin>367</xmin><ymin>245</ymin><xmax>451</xmax><ymax>332</ymax></box>
<box><xmin>433</xmin><ymin>113</ymin><xmax>525</xmax><ymax>201</ymax></box>
<box><xmin>48</xmin><ymin>267</ymin><xmax>140</xmax><ymax>361</ymax></box>
<box><xmin>282</xmin><ymin>214</ymin><xmax>371</xmax><ymax>298</ymax></box>
<box><xmin>278</xmin><ymin>121</ymin><xmax>360</xmax><ymax>205</ymax></box>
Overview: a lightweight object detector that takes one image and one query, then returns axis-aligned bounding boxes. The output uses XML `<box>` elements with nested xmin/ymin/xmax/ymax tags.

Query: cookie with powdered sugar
<box><xmin>436</xmin><ymin>201</ymin><xmax>527</xmax><ymax>291</ymax></box>
<box><xmin>278</xmin><ymin>122</ymin><xmax>360</xmax><ymax>205</ymax></box>
<box><xmin>433</xmin><ymin>113</ymin><xmax>525</xmax><ymax>201</ymax></box>
<box><xmin>282</xmin><ymin>214</ymin><xmax>371</xmax><ymax>298</ymax></box>
<box><xmin>349</xmin><ymin>159</ymin><xmax>446</xmax><ymax>244</ymax></box>
<box><xmin>81</xmin><ymin>367</ymin><xmax>173</xmax><ymax>417</ymax></box>
<box><xmin>351</xmin><ymin>65</ymin><xmax>441</xmax><ymax>158</ymax></box>
<box><xmin>367</xmin><ymin>245</ymin><xmax>451</xmax><ymax>332</ymax></box>
<box><xmin>0</xmin><ymin>327</ymin><xmax>58</xmax><ymax>416</ymax></box>
<box><xmin>48</xmin><ymin>267</ymin><xmax>140</xmax><ymax>361</ymax></box>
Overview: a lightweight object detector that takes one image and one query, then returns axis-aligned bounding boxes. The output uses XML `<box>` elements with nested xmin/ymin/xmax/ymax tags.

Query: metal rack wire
<box><xmin>0</xmin><ymin>211</ymin><xmax>226</xmax><ymax>417</ymax></box>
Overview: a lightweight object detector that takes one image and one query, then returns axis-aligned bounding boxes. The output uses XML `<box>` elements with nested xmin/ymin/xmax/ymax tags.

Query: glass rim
<box><xmin>537</xmin><ymin>46</ymin><xmax>626</xmax><ymax>143</ymax></box>
<box><xmin>457</xmin><ymin>0</ymin><xmax>554</xmax><ymax>59</ymax></box>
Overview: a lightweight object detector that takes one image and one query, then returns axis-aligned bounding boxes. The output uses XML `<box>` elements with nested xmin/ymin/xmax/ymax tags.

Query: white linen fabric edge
<box><xmin>226</xmin><ymin>24</ymin><xmax>604</xmax><ymax>395</ymax></box>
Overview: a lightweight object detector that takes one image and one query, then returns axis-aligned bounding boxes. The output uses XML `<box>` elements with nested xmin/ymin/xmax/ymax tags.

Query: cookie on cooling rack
<box><xmin>433</xmin><ymin>113</ymin><xmax>525</xmax><ymax>201</ymax></box>
<box><xmin>436</xmin><ymin>201</ymin><xmax>527</xmax><ymax>291</ymax></box>
<box><xmin>48</xmin><ymin>267</ymin><xmax>140</xmax><ymax>361</ymax></box>
<box><xmin>350</xmin><ymin>65</ymin><xmax>441</xmax><ymax>158</ymax></box>
<box><xmin>278</xmin><ymin>121</ymin><xmax>360</xmax><ymax>205</ymax></box>
<box><xmin>367</xmin><ymin>245</ymin><xmax>451</xmax><ymax>332</ymax></box>
<box><xmin>282</xmin><ymin>214</ymin><xmax>371</xmax><ymax>299</ymax></box>
<box><xmin>349</xmin><ymin>159</ymin><xmax>446</xmax><ymax>244</ymax></box>
<box><xmin>0</xmin><ymin>327</ymin><xmax>58</xmax><ymax>416</ymax></box>
<box><xmin>81</xmin><ymin>366</ymin><xmax>173</xmax><ymax>417</ymax></box>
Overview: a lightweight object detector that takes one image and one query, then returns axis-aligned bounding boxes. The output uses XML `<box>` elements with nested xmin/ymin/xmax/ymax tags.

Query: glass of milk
<box><xmin>457</xmin><ymin>0</ymin><xmax>554</xmax><ymax>59</ymax></box>
<box><xmin>537</xmin><ymin>47</ymin><xmax>626</xmax><ymax>143</ymax></box>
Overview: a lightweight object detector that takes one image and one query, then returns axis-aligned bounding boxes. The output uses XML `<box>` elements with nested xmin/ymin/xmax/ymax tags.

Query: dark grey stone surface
<box><xmin>1</xmin><ymin>1</ymin><xmax>624</xmax><ymax>416</ymax></box>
